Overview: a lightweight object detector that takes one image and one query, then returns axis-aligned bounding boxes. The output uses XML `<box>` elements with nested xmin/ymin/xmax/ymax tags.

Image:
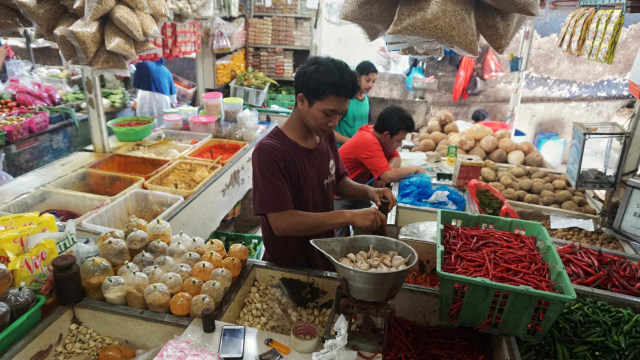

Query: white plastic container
<box><xmin>163</xmin><ymin>114</ymin><xmax>183</xmax><ymax>130</ymax></box>
<box><xmin>179</xmin><ymin>106</ymin><xmax>199</xmax><ymax>127</ymax></box>
<box><xmin>115</xmin><ymin>142</ymin><xmax>193</xmax><ymax>160</ymax></box>
<box><xmin>223</xmin><ymin>97</ymin><xmax>243</xmax><ymax>122</ymax></box>
<box><xmin>46</xmin><ymin>169</ymin><xmax>144</xmax><ymax>199</ymax></box>
<box><xmin>81</xmin><ymin>189</ymin><xmax>184</xmax><ymax>234</ymax></box>
<box><xmin>229</xmin><ymin>79</ymin><xmax>269</xmax><ymax>107</ymax></box>
<box><xmin>202</xmin><ymin>92</ymin><xmax>223</xmax><ymax>116</ymax></box>
<box><xmin>144</xmin><ymin>129</ymin><xmax>211</xmax><ymax>146</ymax></box>
<box><xmin>189</xmin><ymin>115</ymin><xmax>219</xmax><ymax>135</ymax></box>
<box><xmin>0</xmin><ymin>188</ymin><xmax>109</xmax><ymax>223</ymax></box>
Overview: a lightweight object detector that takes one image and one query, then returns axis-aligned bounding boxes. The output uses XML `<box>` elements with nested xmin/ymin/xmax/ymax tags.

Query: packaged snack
<box><xmin>557</xmin><ymin>8</ymin><xmax>582</xmax><ymax>47</ymax></box>
<box><xmin>80</xmin><ymin>257</ymin><xmax>114</xmax><ymax>300</ymax></box>
<box><xmin>147</xmin><ymin>240</ymin><xmax>169</xmax><ymax>259</ymax></box>
<box><xmin>190</xmin><ymin>294</ymin><xmax>214</xmax><ymax>317</ymax></box>
<box><xmin>124</xmin><ymin>216</ymin><xmax>148</xmax><ymax>237</ymax></box>
<box><xmin>560</xmin><ymin>8</ymin><xmax>589</xmax><ymax>52</ymax></box>
<box><xmin>133</xmin><ymin>251</ymin><xmax>155</xmax><ymax>270</ymax></box>
<box><xmin>154</xmin><ymin>255</ymin><xmax>176</xmax><ymax>273</ymax></box>
<box><xmin>0</xmin><ymin>250</ymin><xmax>15</xmax><ymax>267</ymax></box>
<box><xmin>175</xmin><ymin>263</ymin><xmax>192</xmax><ymax>281</ymax></box>
<box><xmin>589</xmin><ymin>10</ymin><xmax>613</xmax><ymax>61</ymax></box>
<box><xmin>210</xmin><ymin>268</ymin><xmax>232</xmax><ymax>293</ymax></box>
<box><xmin>596</xmin><ymin>10</ymin><xmax>623</xmax><ymax>64</ymax></box>
<box><xmin>185</xmin><ymin>237</ymin><xmax>205</xmax><ymax>255</ymax></box>
<box><xmin>570</xmin><ymin>8</ymin><xmax>596</xmax><ymax>55</ymax></box>
<box><xmin>127</xmin><ymin>230</ymin><xmax>149</xmax><ymax>258</ymax></box>
<box><xmin>0</xmin><ymin>212</ymin><xmax>39</xmax><ymax>231</ymax></box>
<box><xmin>0</xmin><ymin>282</ymin><xmax>35</xmax><ymax>321</ymax></box>
<box><xmin>102</xmin><ymin>275</ymin><xmax>127</xmax><ymax>304</ymax></box>
<box><xmin>160</xmin><ymin>272</ymin><xmax>182</xmax><ymax>296</ymax></box>
<box><xmin>8</xmin><ymin>240</ymin><xmax>58</xmax><ymax>294</ymax></box>
<box><xmin>143</xmin><ymin>265</ymin><xmax>164</xmax><ymax>283</ymax></box>
<box><xmin>145</xmin><ymin>283</ymin><xmax>170</xmax><ymax>312</ymax></box>
<box><xmin>181</xmin><ymin>252</ymin><xmax>201</xmax><ymax>268</ymax></box>
<box><xmin>99</xmin><ymin>238</ymin><xmax>131</xmax><ymax>271</ymax></box>
<box><xmin>581</xmin><ymin>10</ymin><xmax>606</xmax><ymax>58</ymax></box>
<box><xmin>0</xmin><ymin>263</ymin><xmax>13</xmax><ymax>295</ymax></box>
<box><xmin>126</xmin><ymin>271</ymin><xmax>149</xmax><ymax>309</ymax></box>
<box><xmin>0</xmin><ymin>302</ymin><xmax>9</xmax><ymax>331</ymax></box>
<box><xmin>147</xmin><ymin>219</ymin><xmax>172</xmax><ymax>245</ymax></box>
<box><xmin>201</xmin><ymin>280</ymin><xmax>224</xmax><ymax>305</ymax></box>
<box><xmin>0</xmin><ymin>214</ymin><xmax>58</xmax><ymax>258</ymax></box>
<box><xmin>168</xmin><ymin>242</ymin><xmax>188</xmax><ymax>260</ymax></box>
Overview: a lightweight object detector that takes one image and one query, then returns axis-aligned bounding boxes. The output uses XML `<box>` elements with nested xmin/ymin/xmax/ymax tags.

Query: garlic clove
<box><xmin>347</xmin><ymin>253</ymin><xmax>356</xmax><ymax>262</ymax></box>
<box><xmin>358</xmin><ymin>251</ymin><xmax>368</xmax><ymax>261</ymax></box>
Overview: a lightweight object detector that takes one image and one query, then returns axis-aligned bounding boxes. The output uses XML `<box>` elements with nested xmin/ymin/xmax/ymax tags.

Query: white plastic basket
<box><xmin>0</xmin><ymin>188</ymin><xmax>109</xmax><ymax>223</ymax></box>
<box><xmin>143</xmin><ymin>129</ymin><xmax>212</xmax><ymax>146</ymax></box>
<box><xmin>144</xmin><ymin>160</ymin><xmax>222</xmax><ymax>199</ymax></box>
<box><xmin>46</xmin><ymin>169</ymin><xmax>144</xmax><ymax>199</ymax></box>
<box><xmin>229</xmin><ymin>79</ymin><xmax>270</xmax><ymax>107</ymax></box>
<box><xmin>115</xmin><ymin>142</ymin><xmax>193</xmax><ymax>161</ymax></box>
<box><xmin>80</xmin><ymin>189</ymin><xmax>184</xmax><ymax>234</ymax></box>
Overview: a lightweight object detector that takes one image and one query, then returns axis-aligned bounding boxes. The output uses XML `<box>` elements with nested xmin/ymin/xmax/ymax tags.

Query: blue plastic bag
<box><xmin>398</xmin><ymin>174</ymin><xmax>465</xmax><ymax>211</ymax></box>
<box><xmin>405</xmin><ymin>66</ymin><xmax>425</xmax><ymax>91</ymax></box>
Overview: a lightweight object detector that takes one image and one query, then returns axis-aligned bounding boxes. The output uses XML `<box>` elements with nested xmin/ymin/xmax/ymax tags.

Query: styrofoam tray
<box><xmin>80</xmin><ymin>189</ymin><xmax>183</xmax><ymax>234</ymax></box>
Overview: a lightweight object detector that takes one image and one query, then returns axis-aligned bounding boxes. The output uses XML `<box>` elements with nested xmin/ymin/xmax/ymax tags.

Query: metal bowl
<box><xmin>311</xmin><ymin>236</ymin><xmax>418</xmax><ymax>302</ymax></box>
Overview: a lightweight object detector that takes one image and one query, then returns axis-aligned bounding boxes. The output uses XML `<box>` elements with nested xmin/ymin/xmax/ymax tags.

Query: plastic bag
<box><xmin>467</xmin><ymin>179</ymin><xmax>519</xmax><ymax>218</ymax></box>
<box><xmin>27</xmin><ymin>218</ymin><xmax>78</xmax><ymax>265</ymax></box>
<box><xmin>148</xmin><ymin>0</ymin><xmax>169</xmax><ymax>21</ymax></box>
<box><xmin>398</xmin><ymin>174</ymin><xmax>466</xmax><ymax>211</ymax></box>
<box><xmin>104</xmin><ymin>21</ymin><xmax>136</xmax><ymax>60</ymax></box>
<box><xmin>155</xmin><ymin>339</ymin><xmax>220</xmax><ymax>359</ymax></box>
<box><xmin>144</xmin><ymin>283</ymin><xmax>170</xmax><ymax>313</ymax></box>
<box><xmin>126</xmin><ymin>271</ymin><xmax>149</xmax><ymax>309</ymax></box>
<box><xmin>14</xmin><ymin>0</ymin><xmax>65</xmax><ymax>33</ymax></box>
<box><xmin>84</xmin><ymin>0</ymin><xmax>115</xmax><ymax>21</ymax></box>
<box><xmin>0</xmin><ymin>214</ymin><xmax>57</xmax><ymax>258</ymax></box>
<box><xmin>102</xmin><ymin>275</ymin><xmax>127</xmax><ymax>304</ymax></box>
<box><xmin>137</xmin><ymin>10</ymin><xmax>159</xmax><ymax>39</ymax></box>
<box><xmin>340</xmin><ymin>0</ymin><xmax>399</xmax><ymax>41</ymax></box>
<box><xmin>477</xmin><ymin>3</ymin><xmax>529</xmax><ymax>55</ymax></box>
<box><xmin>8</xmin><ymin>240</ymin><xmax>58</xmax><ymax>294</ymax></box>
<box><xmin>452</xmin><ymin>56</ymin><xmax>475</xmax><ymax>102</ymax></box>
<box><xmin>109</xmin><ymin>4</ymin><xmax>144</xmax><ymax>42</ymax></box>
<box><xmin>98</xmin><ymin>238</ymin><xmax>131</xmax><ymax>271</ymax></box>
<box><xmin>312</xmin><ymin>315</ymin><xmax>356</xmax><ymax>360</ymax></box>
<box><xmin>398</xmin><ymin>221</ymin><xmax>438</xmax><ymax>242</ymax></box>
<box><xmin>90</xmin><ymin>47</ymin><xmax>129</xmax><ymax>75</ymax></box>
<box><xmin>405</xmin><ymin>66</ymin><xmax>424</xmax><ymax>91</ymax></box>
<box><xmin>0</xmin><ymin>153</ymin><xmax>13</xmax><ymax>186</ymax></box>
<box><xmin>122</xmin><ymin>0</ymin><xmax>148</xmax><ymax>11</ymax></box>
<box><xmin>0</xmin><ymin>5</ymin><xmax>31</xmax><ymax>35</ymax></box>
<box><xmin>66</xmin><ymin>18</ymin><xmax>103</xmax><ymax>64</ymax></box>
<box><xmin>0</xmin><ymin>282</ymin><xmax>35</xmax><ymax>321</ymax></box>
<box><xmin>80</xmin><ymin>256</ymin><xmax>114</xmax><ymax>300</ymax></box>
<box><xmin>479</xmin><ymin>0</ymin><xmax>539</xmax><ymax>16</ymax></box>
<box><xmin>482</xmin><ymin>49</ymin><xmax>505</xmax><ymax>80</ymax></box>
<box><xmin>387</xmin><ymin>0</ymin><xmax>479</xmax><ymax>57</ymax></box>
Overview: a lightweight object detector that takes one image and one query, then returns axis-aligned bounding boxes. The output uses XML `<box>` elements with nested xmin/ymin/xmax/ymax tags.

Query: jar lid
<box><xmin>163</xmin><ymin>108</ymin><xmax>180</xmax><ymax>114</ymax></box>
<box><xmin>203</xmin><ymin>92</ymin><xmax>223</xmax><ymax>99</ymax></box>
<box><xmin>163</xmin><ymin>114</ymin><xmax>183</xmax><ymax>121</ymax></box>
<box><xmin>52</xmin><ymin>255</ymin><xmax>77</xmax><ymax>270</ymax></box>
<box><xmin>189</xmin><ymin>115</ymin><xmax>217</xmax><ymax>123</ymax></box>
<box><xmin>179</xmin><ymin>107</ymin><xmax>198</xmax><ymax>113</ymax></box>
<box><xmin>223</xmin><ymin>97</ymin><xmax>243</xmax><ymax>104</ymax></box>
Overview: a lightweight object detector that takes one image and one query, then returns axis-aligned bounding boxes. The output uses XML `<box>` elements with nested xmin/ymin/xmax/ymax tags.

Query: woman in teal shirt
<box><xmin>334</xmin><ymin>61</ymin><xmax>378</xmax><ymax>147</ymax></box>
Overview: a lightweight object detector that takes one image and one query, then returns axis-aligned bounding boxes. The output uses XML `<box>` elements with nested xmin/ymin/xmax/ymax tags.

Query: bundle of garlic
<box><xmin>339</xmin><ymin>246</ymin><xmax>409</xmax><ymax>272</ymax></box>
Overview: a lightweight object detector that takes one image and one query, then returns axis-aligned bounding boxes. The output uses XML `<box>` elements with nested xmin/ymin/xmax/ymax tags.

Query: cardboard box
<box><xmin>452</xmin><ymin>155</ymin><xmax>483</xmax><ymax>189</ymax></box>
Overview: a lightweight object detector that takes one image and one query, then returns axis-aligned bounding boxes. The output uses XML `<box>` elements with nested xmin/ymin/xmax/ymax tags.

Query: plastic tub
<box><xmin>0</xmin><ymin>295</ymin><xmax>45</xmax><ymax>354</ymax></box>
<box><xmin>189</xmin><ymin>115</ymin><xmax>218</xmax><ymax>135</ymax></box>
<box><xmin>81</xmin><ymin>189</ymin><xmax>184</xmax><ymax>234</ymax></box>
<box><xmin>223</xmin><ymin>97</ymin><xmax>243</xmax><ymax>122</ymax></box>
<box><xmin>482</xmin><ymin>121</ymin><xmax>511</xmax><ymax>133</ymax></box>
<box><xmin>202</xmin><ymin>92</ymin><xmax>223</xmax><ymax>116</ymax></box>
<box><xmin>107</xmin><ymin>117</ymin><xmax>156</xmax><ymax>142</ymax></box>
<box><xmin>163</xmin><ymin>114</ymin><xmax>183</xmax><ymax>130</ymax></box>
<box><xmin>186</xmin><ymin>138</ymin><xmax>247</xmax><ymax>164</ymax></box>
<box><xmin>0</xmin><ymin>188</ymin><xmax>108</xmax><ymax>223</ymax></box>
<box><xmin>2</xmin><ymin>119</ymin><xmax>29</xmax><ymax>143</ymax></box>
<box><xmin>46</xmin><ymin>169</ymin><xmax>144</xmax><ymax>198</ymax></box>
<box><xmin>144</xmin><ymin>129</ymin><xmax>211</xmax><ymax>146</ymax></box>
<box><xmin>145</xmin><ymin>160</ymin><xmax>222</xmax><ymax>198</ymax></box>
<box><xmin>88</xmin><ymin>153</ymin><xmax>170</xmax><ymax>179</ymax></box>
<box><xmin>179</xmin><ymin>106</ymin><xmax>199</xmax><ymax>127</ymax></box>
<box><xmin>115</xmin><ymin>141</ymin><xmax>192</xmax><ymax>160</ymax></box>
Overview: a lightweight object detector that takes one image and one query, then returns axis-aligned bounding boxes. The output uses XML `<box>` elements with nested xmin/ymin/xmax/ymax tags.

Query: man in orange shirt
<box><xmin>336</xmin><ymin>105</ymin><xmax>425</xmax><ymax>236</ymax></box>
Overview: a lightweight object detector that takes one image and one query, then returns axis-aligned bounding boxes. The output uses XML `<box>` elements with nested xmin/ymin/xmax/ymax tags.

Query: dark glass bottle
<box><xmin>52</xmin><ymin>255</ymin><xmax>85</xmax><ymax>305</ymax></box>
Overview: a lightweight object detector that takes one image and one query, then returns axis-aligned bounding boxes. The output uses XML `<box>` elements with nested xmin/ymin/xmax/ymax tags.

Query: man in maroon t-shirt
<box><xmin>252</xmin><ymin>57</ymin><xmax>396</xmax><ymax>271</ymax></box>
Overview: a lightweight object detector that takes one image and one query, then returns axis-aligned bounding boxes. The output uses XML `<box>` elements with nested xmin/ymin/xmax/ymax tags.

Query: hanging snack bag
<box><xmin>476</xmin><ymin>2</ymin><xmax>529</xmax><ymax>54</ymax></box>
<box><xmin>90</xmin><ymin>47</ymin><xmax>129</xmax><ymax>73</ymax></box>
<box><xmin>109</xmin><ymin>4</ymin><xmax>144</xmax><ymax>42</ymax></box>
<box><xmin>121</xmin><ymin>0</ymin><xmax>148</xmax><ymax>12</ymax></box>
<box><xmin>604</xmin><ymin>17</ymin><xmax>624</xmax><ymax>64</ymax></box>
<box><xmin>557</xmin><ymin>8</ymin><xmax>583</xmax><ymax>47</ymax></box>
<box><xmin>561</xmin><ymin>8</ymin><xmax>589</xmax><ymax>52</ymax></box>
<box><xmin>597</xmin><ymin>10</ymin><xmax>623</xmax><ymax>64</ymax></box>
<box><xmin>570</xmin><ymin>8</ymin><xmax>596</xmax><ymax>55</ymax></box>
<box><xmin>66</xmin><ymin>18</ymin><xmax>104</xmax><ymax>64</ymax></box>
<box><xmin>104</xmin><ymin>22</ymin><xmax>136</xmax><ymax>59</ymax></box>
<box><xmin>54</xmin><ymin>13</ymin><xmax>80</xmax><ymax>64</ymax></box>
<box><xmin>8</xmin><ymin>240</ymin><xmax>58</xmax><ymax>294</ymax></box>
<box><xmin>387</xmin><ymin>0</ymin><xmax>479</xmax><ymax>57</ymax></box>
<box><xmin>478</xmin><ymin>0</ymin><xmax>539</xmax><ymax>16</ymax></box>
<box><xmin>589</xmin><ymin>10</ymin><xmax>613</xmax><ymax>61</ymax></box>
<box><xmin>581</xmin><ymin>10</ymin><xmax>607</xmax><ymax>58</ymax></box>
<box><xmin>14</xmin><ymin>0</ymin><xmax>65</xmax><ymax>33</ymax></box>
<box><xmin>0</xmin><ymin>5</ymin><xmax>32</xmax><ymax>34</ymax></box>
<box><xmin>84</xmin><ymin>0</ymin><xmax>115</xmax><ymax>21</ymax></box>
<box><xmin>339</xmin><ymin>0</ymin><xmax>400</xmax><ymax>41</ymax></box>
<box><xmin>148</xmin><ymin>0</ymin><xmax>169</xmax><ymax>22</ymax></box>
<box><xmin>136</xmin><ymin>10</ymin><xmax>159</xmax><ymax>39</ymax></box>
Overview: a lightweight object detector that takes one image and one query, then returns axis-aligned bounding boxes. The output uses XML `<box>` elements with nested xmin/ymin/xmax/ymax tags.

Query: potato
<box><xmin>549</xmin><ymin>204</ymin><xmax>560</xmax><ymax>209</ymax></box>
<box><xmin>528</xmin><ymin>167</ymin><xmax>540</xmax><ymax>176</ymax></box>
<box><xmin>469</xmin><ymin>146</ymin><xmax>486</xmax><ymax>159</ymax></box>
<box><xmin>510</xmin><ymin>182</ymin><xmax>521</xmax><ymax>191</ymax></box>
<box><xmin>509</xmin><ymin>167</ymin><xmax>526</xmax><ymax>178</ymax></box>
<box><xmin>562</xmin><ymin>201</ymin><xmax>580</xmax><ymax>212</ymax></box>
<box><xmin>436</xmin><ymin>145</ymin><xmax>449</xmax><ymax>156</ymax></box>
<box><xmin>571</xmin><ymin>196</ymin><xmax>586</xmax><ymax>207</ymax></box>
<box><xmin>429</xmin><ymin>131</ymin><xmax>447</xmax><ymax>145</ymax></box>
<box><xmin>543</xmin><ymin>183</ymin><xmax>555</xmax><ymax>192</ymax></box>
<box><xmin>500</xmin><ymin>176</ymin><xmax>513</xmax><ymax>187</ymax></box>
<box><xmin>582</xmin><ymin>206</ymin><xmax>597</xmax><ymax>215</ymax></box>
<box><xmin>412</xmin><ymin>139</ymin><xmax>420</xmax><ymax>146</ymax></box>
<box><xmin>495</xmin><ymin>129</ymin><xmax>510</xmax><ymax>140</ymax></box>
<box><xmin>498</xmin><ymin>138</ymin><xmax>516</xmax><ymax>153</ymax></box>
<box><xmin>418</xmin><ymin>133</ymin><xmax>430</xmax><ymax>142</ymax></box>
<box><xmin>542</xmin><ymin>196</ymin><xmax>555</xmax><ymax>206</ymax></box>
<box><xmin>411</xmin><ymin>147</ymin><xmax>422</xmax><ymax>152</ymax></box>
<box><xmin>552</xmin><ymin>179</ymin><xmax>566</xmax><ymax>190</ymax></box>
<box><xmin>507</xmin><ymin>150</ymin><xmax>525</xmax><ymax>165</ymax></box>
<box><xmin>531</xmin><ymin>182</ymin><xmax>544</xmax><ymax>194</ymax></box>
<box><xmin>459</xmin><ymin>134</ymin><xmax>475</xmax><ymax>151</ymax></box>
<box><xmin>444</xmin><ymin>122</ymin><xmax>459</xmax><ymax>134</ymax></box>
<box><xmin>469</xmin><ymin>124</ymin><xmax>493</xmax><ymax>140</ymax></box>
<box><xmin>518</xmin><ymin>141</ymin><xmax>535</xmax><ymax>155</ymax></box>
<box><xmin>519</xmin><ymin>179</ymin><xmax>533</xmax><ymax>191</ymax></box>
<box><xmin>448</xmin><ymin>132</ymin><xmax>460</xmax><ymax>141</ymax></box>
<box><xmin>457</xmin><ymin>149</ymin><xmax>467</xmax><ymax>155</ymax></box>
<box><xmin>504</xmin><ymin>189</ymin><xmax>518</xmax><ymax>201</ymax></box>
<box><xmin>419</xmin><ymin>139</ymin><xmax>436</xmax><ymax>152</ymax></box>
<box><xmin>484</xmin><ymin>160</ymin><xmax>498</xmax><ymax>171</ymax></box>
<box><xmin>427</xmin><ymin>120</ymin><xmax>441</xmax><ymax>133</ymax></box>
<box><xmin>524</xmin><ymin>194</ymin><xmax>541</xmax><ymax>205</ymax></box>
<box><xmin>515</xmin><ymin>190</ymin><xmax>528</xmax><ymax>201</ymax></box>
<box><xmin>419</xmin><ymin>127</ymin><xmax>429</xmax><ymax>134</ymax></box>
<box><xmin>524</xmin><ymin>152</ymin><xmax>544</xmax><ymax>167</ymax></box>
<box><xmin>480</xmin><ymin>168</ymin><xmax>497</xmax><ymax>182</ymax></box>
<box><xmin>438</xmin><ymin>139</ymin><xmax>449</xmax><ymax>146</ymax></box>
<box><xmin>540</xmin><ymin>190</ymin><xmax>555</xmax><ymax>198</ymax></box>
<box><xmin>555</xmin><ymin>190</ymin><xmax>572</xmax><ymax>203</ymax></box>
<box><xmin>531</xmin><ymin>171</ymin><xmax>548</xmax><ymax>180</ymax></box>
<box><xmin>435</xmin><ymin>110</ymin><xmax>454</xmax><ymax>126</ymax></box>
<box><xmin>490</xmin><ymin>182</ymin><xmax>505</xmax><ymax>192</ymax></box>
<box><xmin>488</xmin><ymin>149</ymin><xmax>507</xmax><ymax>163</ymax></box>
<box><xmin>479</xmin><ymin>136</ymin><xmax>498</xmax><ymax>152</ymax></box>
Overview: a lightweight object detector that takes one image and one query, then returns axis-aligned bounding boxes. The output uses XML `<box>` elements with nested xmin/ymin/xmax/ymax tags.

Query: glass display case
<box><xmin>614</xmin><ymin>177</ymin><xmax>640</xmax><ymax>242</ymax></box>
<box><xmin>566</xmin><ymin>122</ymin><xmax>629</xmax><ymax>189</ymax></box>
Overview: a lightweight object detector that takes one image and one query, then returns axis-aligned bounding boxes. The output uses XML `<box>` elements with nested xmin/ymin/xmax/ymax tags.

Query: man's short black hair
<box><xmin>472</xmin><ymin>109</ymin><xmax>489</xmax><ymax>122</ymax></box>
<box><xmin>294</xmin><ymin>57</ymin><xmax>359</xmax><ymax>106</ymax></box>
<box><xmin>355</xmin><ymin>61</ymin><xmax>378</xmax><ymax>77</ymax></box>
<box><xmin>374</xmin><ymin>106</ymin><xmax>415</xmax><ymax>137</ymax></box>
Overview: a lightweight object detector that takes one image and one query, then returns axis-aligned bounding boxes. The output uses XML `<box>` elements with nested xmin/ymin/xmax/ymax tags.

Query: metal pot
<box><xmin>311</xmin><ymin>236</ymin><xmax>418</xmax><ymax>303</ymax></box>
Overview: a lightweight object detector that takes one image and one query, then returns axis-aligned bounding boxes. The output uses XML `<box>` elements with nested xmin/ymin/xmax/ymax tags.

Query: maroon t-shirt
<box><xmin>252</xmin><ymin>126</ymin><xmax>348</xmax><ymax>271</ymax></box>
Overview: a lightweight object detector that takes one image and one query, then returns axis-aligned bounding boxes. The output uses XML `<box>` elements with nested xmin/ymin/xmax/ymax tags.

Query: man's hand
<box><xmin>409</xmin><ymin>166</ymin><xmax>427</xmax><ymax>175</ymax></box>
<box><xmin>349</xmin><ymin>207</ymin><xmax>386</xmax><ymax>233</ymax></box>
<box><xmin>367</xmin><ymin>186</ymin><xmax>396</xmax><ymax>210</ymax></box>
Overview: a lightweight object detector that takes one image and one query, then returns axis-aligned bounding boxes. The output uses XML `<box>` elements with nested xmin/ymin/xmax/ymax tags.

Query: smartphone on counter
<box><xmin>219</xmin><ymin>325</ymin><xmax>245</xmax><ymax>359</ymax></box>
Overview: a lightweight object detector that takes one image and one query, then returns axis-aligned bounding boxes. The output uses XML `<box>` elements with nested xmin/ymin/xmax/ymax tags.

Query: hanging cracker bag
<box><xmin>8</xmin><ymin>240</ymin><xmax>58</xmax><ymax>294</ymax></box>
<box><xmin>569</xmin><ymin>8</ymin><xmax>595</xmax><ymax>55</ymax></box>
<box><xmin>581</xmin><ymin>10</ymin><xmax>606</xmax><ymax>58</ymax></box>
<box><xmin>560</xmin><ymin>8</ymin><xmax>588</xmax><ymax>52</ymax></box>
<box><xmin>589</xmin><ymin>10</ymin><xmax>613</xmax><ymax>61</ymax></box>
<box><xmin>558</xmin><ymin>8</ymin><xmax>582</xmax><ymax>47</ymax></box>
<box><xmin>596</xmin><ymin>10</ymin><xmax>622</xmax><ymax>63</ymax></box>
<box><xmin>604</xmin><ymin>18</ymin><xmax>624</xmax><ymax>64</ymax></box>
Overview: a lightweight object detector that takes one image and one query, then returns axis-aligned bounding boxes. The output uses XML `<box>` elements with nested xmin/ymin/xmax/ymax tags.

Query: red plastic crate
<box><xmin>10</xmin><ymin>109</ymin><xmax>50</xmax><ymax>134</ymax></box>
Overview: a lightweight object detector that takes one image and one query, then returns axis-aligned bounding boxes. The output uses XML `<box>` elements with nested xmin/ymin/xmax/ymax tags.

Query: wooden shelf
<box><xmin>253</xmin><ymin>12</ymin><xmax>313</xmax><ymax>18</ymax></box>
<box><xmin>247</xmin><ymin>44</ymin><xmax>311</xmax><ymax>50</ymax></box>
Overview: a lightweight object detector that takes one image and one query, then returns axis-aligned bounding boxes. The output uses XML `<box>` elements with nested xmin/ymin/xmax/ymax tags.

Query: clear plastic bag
<box><xmin>109</xmin><ymin>4</ymin><xmax>144</xmax><ymax>42</ymax></box>
<box><xmin>201</xmin><ymin>280</ymin><xmax>223</xmax><ymax>305</ymax></box>
<box><xmin>0</xmin><ymin>302</ymin><xmax>9</xmax><ymax>331</ymax></box>
<box><xmin>181</xmin><ymin>252</ymin><xmax>201</xmax><ymax>268</ymax></box>
<box><xmin>127</xmin><ymin>229</ymin><xmax>149</xmax><ymax>258</ymax></box>
<box><xmin>147</xmin><ymin>0</ymin><xmax>168</xmax><ymax>22</ymax></box>
<box><xmin>14</xmin><ymin>0</ymin><xmax>65</xmax><ymax>33</ymax></box>
<box><xmin>171</xmin><ymin>231</ymin><xmax>190</xmax><ymax>245</ymax></box>
<box><xmin>143</xmin><ymin>265</ymin><xmax>164</xmax><ymax>283</ymax></box>
<box><xmin>175</xmin><ymin>263</ymin><xmax>192</xmax><ymax>281</ymax></box>
<box><xmin>147</xmin><ymin>240</ymin><xmax>169</xmax><ymax>259</ymax></box>
<box><xmin>339</xmin><ymin>0</ymin><xmax>400</xmax><ymax>41</ymax></box>
<box><xmin>0</xmin><ymin>5</ymin><xmax>31</xmax><ymax>36</ymax></box>
<box><xmin>145</xmin><ymin>283</ymin><xmax>170</xmax><ymax>312</ymax></box>
<box><xmin>147</xmin><ymin>219</ymin><xmax>172</xmax><ymax>245</ymax></box>
<box><xmin>133</xmin><ymin>250</ymin><xmax>155</xmax><ymax>269</ymax></box>
<box><xmin>0</xmin><ymin>263</ymin><xmax>12</xmax><ymax>295</ymax></box>
<box><xmin>190</xmin><ymin>294</ymin><xmax>214</xmax><ymax>317</ymax></box>
<box><xmin>0</xmin><ymin>282</ymin><xmax>35</xmax><ymax>321</ymax></box>
<box><xmin>126</xmin><ymin>271</ymin><xmax>149</xmax><ymax>309</ymax></box>
<box><xmin>90</xmin><ymin>47</ymin><xmax>129</xmax><ymax>75</ymax></box>
<box><xmin>210</xmin><ymin>268</ymin><xmax>232</xmax><ymax>293</ymax></box>
<box><xmin>136</xmin><ymin>10</ymin><xmax>159</xmax><ymax>39</ymax></box>
<box><xmin>102</xmin><ymin>275</ymin><xmax>127</xmax><ymax>304</ymax></box>
<box><xmin>66</xmin><ymin>18</ymin><xmax>104</xmax><ymax>65</ymax></box>
<box><xmin>0</xmin><ymin>154</ymin><xmax>13</xmax><ymax>186</ymax></box>
<box><xmin>84</xmin><ymin>0</ymin><xmax>116</xmax><ymax>21</ymax></box>
<box><xmin>98</xmin><ymin>238</ymin><xmax>131</xmax><ymax>270</ymax></box>
<box><xmin>476</xmin><ymin>2</ymin><xmax>529</xmax><ymax>54</ymax></box>
<box><xmin>160</xmin><ymin>272</ymin><xmax>183</xmax><ymax>296</ymax></box>
<box><xmin>168</xmin><ymin>241</ymin><xmax>188</xmax><ymax>260</ymax></box>
<box><xmin>479</xmin><ymin>0</ymin><xmax>539</xmax><ymax>16</ymax></box>
<box><xmin>121</xmin><ymin>0</ymin><xmax>148</xmax><ymax>11</ymax></box>
<box><xmin>387</xmin><ymin>0</ymin><xmax>479</xmax><ymax>57</ymax></box>
<box><xmin>117</xmin><ymin>261</ymin><xmax>139</xmax><ymax>278</ymax></box>
<box><xmin>80</xmin><ymin>257</ymin><xmax>114</xmax><ymax>300</ymax></box>
<box><xmin>154</xmin><ymin>255</ymin><xmax>176</xmax><ymax>273</ymax></box>
<box><xmin>124</xmin><ymin>216</ymin><xmax>148</xmax><ymax>237</ymax></box>
<box><xmin>104</xmin><ymin>22</ymin><xmax>136</xmax><ymax>60</ymax></box>
<box><xmin>53</xmin><ymin>13</ymin><xmax>80</xmax><ymax>64</ymax></box>
<box><xmin>184</xmin><ymin>237</ymin><xmax>205</xmax><ymax>255</ymax></box>
<box><xmin>97</xmin><ymin>230</ymin><xmax>125</xmax><ymax>248</ymax></box>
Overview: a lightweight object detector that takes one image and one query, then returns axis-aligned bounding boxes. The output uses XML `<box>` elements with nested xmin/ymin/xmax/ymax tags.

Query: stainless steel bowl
<box><xmin>311</xmin><ymin>236</ymin><xmax>418</xmax><ymax>302</ymax></box>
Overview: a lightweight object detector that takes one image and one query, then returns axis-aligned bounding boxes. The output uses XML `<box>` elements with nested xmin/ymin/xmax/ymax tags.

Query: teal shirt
<box><xmin>335</xmin><ymin>95</ymin><xmax>370</xmax><ymax>147</ymax></box>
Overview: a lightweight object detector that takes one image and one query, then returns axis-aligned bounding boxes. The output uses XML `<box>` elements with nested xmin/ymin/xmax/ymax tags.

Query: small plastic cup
<box><xmin>179</xmin><ymin>106</ymin><xmax>199</xmax><ymax>127</ymax></box>
<box><xmin>163</xmin><ymin>114</ymin><xmax>183</xmax><ymax>129</ymax></box>
<box><xmin>223</xmin><ymin>97</ymin><xmax>243</xmax><ymax>122</ymax></box>
<box><xmin>189</xmin><ymin>115</ymin><xmax>218</xmax><ymax>135</ymax></box>
<box><xmin>203</xmin><ymin>92</ymin><xmax>223</xmax><ymax>116</ymax></box>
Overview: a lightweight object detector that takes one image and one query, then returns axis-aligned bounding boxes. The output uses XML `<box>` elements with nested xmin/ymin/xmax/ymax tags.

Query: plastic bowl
<box><xmin>482</xmin><ymin>121</ymin><xmax>511</xmax><ymax>133</ymax></box>
<box><xmin>107</xmin><ymin>117</ymin><xmax>156</xmax><ymax>142</ymax></box>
